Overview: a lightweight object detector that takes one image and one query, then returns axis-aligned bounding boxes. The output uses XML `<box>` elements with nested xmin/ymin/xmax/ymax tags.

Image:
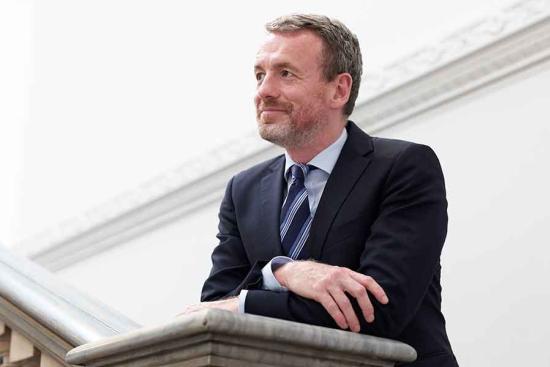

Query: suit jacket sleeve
<box><xmin>201</xmin><ymin>176</ymin><xmax>266</xmax><ymax>301</ymax></box>
<box><xmin>245</xmin><ymin>143</ymin><xmax>448</xmax><ymax>338</ymax></box>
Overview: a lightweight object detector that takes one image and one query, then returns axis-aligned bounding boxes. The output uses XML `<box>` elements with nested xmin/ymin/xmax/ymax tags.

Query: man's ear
<box><xmin>329</xmin><ymin>73</ymin><xmax>352</xmax><ymax>110</ymax></box>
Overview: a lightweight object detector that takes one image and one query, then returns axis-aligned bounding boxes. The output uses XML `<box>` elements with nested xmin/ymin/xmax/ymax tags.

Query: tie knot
<box><xmin>290</xmin><ymin>164</ymin><xmax>316</xmax><ymax>184</ymax></box>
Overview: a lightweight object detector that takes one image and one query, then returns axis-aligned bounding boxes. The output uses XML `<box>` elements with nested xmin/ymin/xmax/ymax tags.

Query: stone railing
<box><xmin>0</xmin><ymin>243</ymin><xmax>416</xmax><ymax>366</ymax></box>
<box><xmin>66</xmin><ymin>309</ymin><xmax>416</xmax><ymax>367</ymax></box>
<box><xmin>0</xmin><ymin>243</ymin><xmax>140</xmax><ymax>367</ymax></box>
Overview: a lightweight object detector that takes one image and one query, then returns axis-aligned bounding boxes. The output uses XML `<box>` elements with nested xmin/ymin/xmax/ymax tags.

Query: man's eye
<box><xmin>281</xmin><ymin>70</ymin><xmax>293</xmax><ymax>78</ymax></box>
<box><xmin>255</xmin><ymin>72</ymin><xmax>265</xmax><ymax>82</ymax></box>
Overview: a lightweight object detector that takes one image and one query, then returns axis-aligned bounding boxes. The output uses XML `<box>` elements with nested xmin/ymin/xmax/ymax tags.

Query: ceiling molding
<box><xmin>16</xmin><ymin>0</ymin><xmax>550</xmax><ymax>270</ymax></box>
<box><xmin>355</xmin><ymin>0</ymin><xmax>550</xmax><ymax>132</ymax></box>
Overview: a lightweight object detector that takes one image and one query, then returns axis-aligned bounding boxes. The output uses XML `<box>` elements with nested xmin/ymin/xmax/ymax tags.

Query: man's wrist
<box><xmin>262</xmin><ymin>256</ymin><xmax>293</xmax><ymax>291</ymax></box>
<box><xmin>274</xmin><ymin>261</ymin><xmax>294</xmax><ymax>288</ymax></box>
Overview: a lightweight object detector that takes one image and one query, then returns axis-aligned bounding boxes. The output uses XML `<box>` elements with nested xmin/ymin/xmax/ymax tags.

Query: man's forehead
<box><xmin>258</xmin><ymin>30</ymin><xmax>322</xmax><ymax>50</ymax></box>
<box><xmin>255</xmin><ymin>30</ymin><xmax>324</xmax><ymax>66</ymax></box>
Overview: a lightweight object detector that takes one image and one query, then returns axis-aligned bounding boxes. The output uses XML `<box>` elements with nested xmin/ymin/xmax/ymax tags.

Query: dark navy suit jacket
<box><xmin>202</xmin><ymin>121</ymin><xmax>458</xmax><ymax>366</ymax></box>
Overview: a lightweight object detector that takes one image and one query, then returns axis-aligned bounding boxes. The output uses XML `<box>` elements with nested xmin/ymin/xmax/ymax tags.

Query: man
<box><xmin>186</xmin><ymin>14</ymin><xmax>458</xmax><ymax>366</ymax></box>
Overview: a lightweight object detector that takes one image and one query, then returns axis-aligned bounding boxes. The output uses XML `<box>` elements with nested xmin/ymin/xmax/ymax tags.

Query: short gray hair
<box><xmin>265</xmin><ymin>14</ymin><xmax>363</xmax><ymax>116</ymax></box>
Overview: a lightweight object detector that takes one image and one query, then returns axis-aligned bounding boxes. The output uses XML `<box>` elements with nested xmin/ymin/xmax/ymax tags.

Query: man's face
<box><xmin>254</xmin><ymin>31</ymin><xmax>332</xmax><ymax>149</ymax></box>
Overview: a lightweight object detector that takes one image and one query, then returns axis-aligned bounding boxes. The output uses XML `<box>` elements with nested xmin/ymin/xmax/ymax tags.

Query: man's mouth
<box><xmin>257</xmin><ymin>102</ymin><xmax>291</xmax><ymax>121</ymax></box>
<box><xmin>260</xmin><ymin>107</ymin><xmax>287</xmax><ymax>113</ymax></box>
<box><xmin>262</xmin><ymin>109</ymin><xmax>286</xmax><ymax>114</ymax></box>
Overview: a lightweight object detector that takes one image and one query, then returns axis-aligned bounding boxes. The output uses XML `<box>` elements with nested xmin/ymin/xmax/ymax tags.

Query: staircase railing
<box><xmin>0</xmin><ymin>243</ymin><xmax>140</xmax><ymax>366</ymax></box>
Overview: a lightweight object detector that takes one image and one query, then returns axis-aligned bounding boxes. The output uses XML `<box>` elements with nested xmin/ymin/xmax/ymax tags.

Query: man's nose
<box><xmin>256</xmin><ymin>73</ymin><xmax>280</xmax><ymax>100</ymax></box>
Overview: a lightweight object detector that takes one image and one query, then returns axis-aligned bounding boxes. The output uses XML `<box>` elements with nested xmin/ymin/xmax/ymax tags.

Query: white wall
<box><xmin>56</xmin><ymin>199</ymin><xmax>221</xmax><ymax>325</ymax></box>
<box><xmin>0</xmin><ymin>0</ymin><xmax>31</xmax><ymax>245</ymax></box>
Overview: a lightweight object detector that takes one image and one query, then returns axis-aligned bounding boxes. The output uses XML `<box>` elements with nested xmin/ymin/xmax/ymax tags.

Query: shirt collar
<box><xmin>284</xmin><ymin>128</ymin><xmax>348</xmax><ymax>179</ymax></box>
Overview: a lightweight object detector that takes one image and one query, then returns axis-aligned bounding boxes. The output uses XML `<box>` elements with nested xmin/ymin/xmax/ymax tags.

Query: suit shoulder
<box><xmin>370</xmin><ymin>137</ymin><xmax>444</xmax><ymax>183</ymax></box>
<box><xmin>232</xmin><ymin>154</ymin><xmax>284</xmax><ymax>185</ymax></box>
<box><xmin>371</xmin><ymin>136</ymin><xmax>437</xmax><ymax>160</ymax></box>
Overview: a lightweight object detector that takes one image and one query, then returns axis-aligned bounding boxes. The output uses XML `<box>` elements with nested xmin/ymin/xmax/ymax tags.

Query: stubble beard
<box><xmin>257</xmin><ymin>102</ymin><xmax>328</xmax><ymax>151</ymax></box>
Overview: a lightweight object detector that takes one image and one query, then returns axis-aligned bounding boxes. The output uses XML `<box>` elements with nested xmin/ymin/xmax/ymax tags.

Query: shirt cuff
<box><xmin>238</xmin><ymin>290</ymin><xmax>248</xmax><ymax>313</ymax></box>
<box><xmin>261</xmin><ymin>256</ymin><xmax>294</xmax><ymax>291</ymax></box>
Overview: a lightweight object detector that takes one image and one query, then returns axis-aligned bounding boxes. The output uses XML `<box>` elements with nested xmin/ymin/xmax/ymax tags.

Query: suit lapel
<box><xmin>259</xmin><ymin>156</ymin><xmax>286</xmax><ymax>259</ymax></box>
<box><xmin>308</xmin><ymin>122</ymin><xmax>374</xmax><ymax>259</ymax></box>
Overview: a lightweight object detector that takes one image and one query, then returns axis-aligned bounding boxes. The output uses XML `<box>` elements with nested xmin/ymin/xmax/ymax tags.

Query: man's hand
<box><xmin>180</xmin><ymin>297</ymin><xmax>239</xmax><ymax>315</ymax></box>
<box><xmin>275</xmin><ymin>261</ymin><xmax>388</xmax><ymax>333</ymax></box>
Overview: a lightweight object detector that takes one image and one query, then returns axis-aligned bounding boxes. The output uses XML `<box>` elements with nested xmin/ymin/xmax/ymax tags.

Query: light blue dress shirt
<box><xmin>238</xmin><ymin>128</ymin><xmax>348</xmax><ymax>312</ymax></box>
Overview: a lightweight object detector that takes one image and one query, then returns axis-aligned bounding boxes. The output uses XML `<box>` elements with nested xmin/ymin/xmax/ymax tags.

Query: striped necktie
<box><xmin>280</xmin><ymin>164</ymin><xmax>313</xmax><ymax>259</ymax></box>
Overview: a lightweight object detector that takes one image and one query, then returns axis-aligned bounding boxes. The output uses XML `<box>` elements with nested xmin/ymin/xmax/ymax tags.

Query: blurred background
<box><xmin>1</xmin><ymin>0</ymin><xmax>549</xmax><ymax>365</ymax></box>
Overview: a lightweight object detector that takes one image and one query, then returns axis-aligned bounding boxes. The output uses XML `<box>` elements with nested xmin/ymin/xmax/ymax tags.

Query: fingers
<box><xmin>341</xmin><ymin>277</ymin><xmax>374</xmax><ymax>323</ymax></box>
<box><xmin>318</xmin><ymin>294</ymin><xmax>348</xmax><ymax>330</ymax></box>
<box><xmin>326</xmin><ymin>269</ymin><xmax>389</xmax><ymax>330</ymax></box>
<box><xmin>328</xmin><ymin>287</ymin><xmax>361</xmax><ymax>332</ymax></box>
<box><xmin>287</xmin><ymin>262</ymin><xmax>388</xmax><ymax>332</ymax></box>
<box><xmin>179</xmin><ymin>304</ymin><xmax>203</xmax><ymax>315</ymax></box>
<box><xmin>349</xmin><ymin>271</ymin><xmax>389</xmax><ymax>305</ymax></box>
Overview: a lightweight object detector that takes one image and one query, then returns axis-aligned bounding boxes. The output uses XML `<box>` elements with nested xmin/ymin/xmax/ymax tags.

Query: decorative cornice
<box><xmin>360</xmin><ymin>0</ymin><xmax>550</xmax><ymax>99</ymax></box>
<box><xmin>17</xmin><ymin>0</ymin><xmax>550</xmax><ymax>270</ymax></box>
